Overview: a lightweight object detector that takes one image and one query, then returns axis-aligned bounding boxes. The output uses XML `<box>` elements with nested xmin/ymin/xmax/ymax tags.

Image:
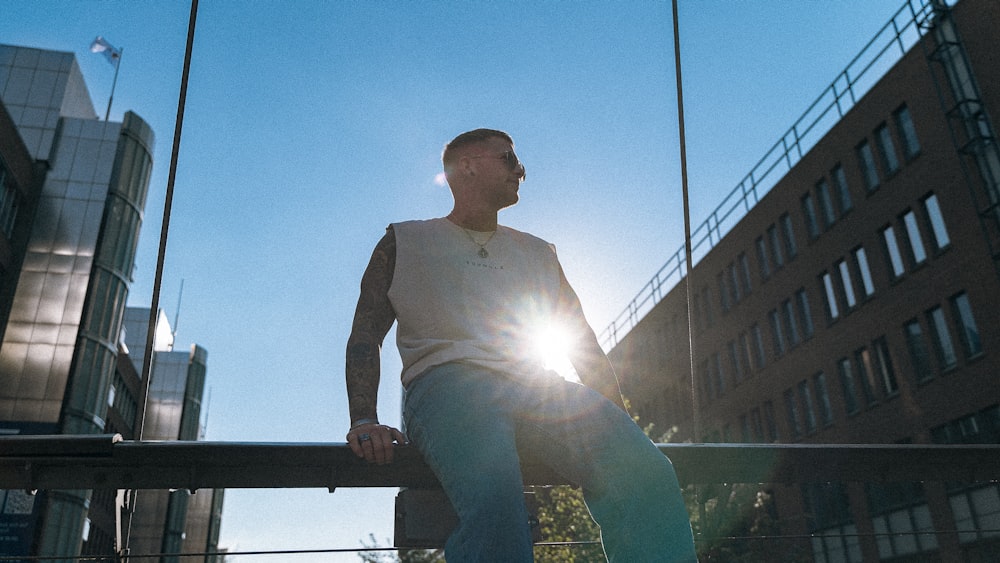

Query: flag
<box><xmin>90</xmin><ymin>36</ymin><xmax>122</xmax><ymax>66</ymax></box>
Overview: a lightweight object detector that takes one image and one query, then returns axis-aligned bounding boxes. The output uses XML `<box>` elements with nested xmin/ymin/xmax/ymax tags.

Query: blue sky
<box><xmin>7</xmin><ymin>0</ymin><xmax>916</xmax><ymax>559</ymax></box>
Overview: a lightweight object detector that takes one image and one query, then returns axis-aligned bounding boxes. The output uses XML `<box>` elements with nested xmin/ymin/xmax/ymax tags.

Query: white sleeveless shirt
<box><xmin>389</xmin><ymin>217</ymin><xmax>562</xmax><ymax>387</ymax></box>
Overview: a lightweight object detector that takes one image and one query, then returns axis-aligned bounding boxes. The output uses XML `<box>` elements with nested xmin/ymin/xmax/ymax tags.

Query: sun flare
<box><xmin>533</xmin><ymin>323</ymin><xmax>579</xmax><ymax>381</ymax></box>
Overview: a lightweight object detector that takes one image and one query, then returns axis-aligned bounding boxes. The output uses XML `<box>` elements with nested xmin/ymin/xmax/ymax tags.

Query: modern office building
<box><xmin>122</xmin><ymin>306</ymin><xmax>222</xmax><ymax>563</ymax></box>
<box><xmin>606</xmin><ymin>0</ymin><xmax>999</xmax><ymax>561</ymax></box>
<box><xmin>0</xmin><ymin>42</ymin><xmax>155</xmax><ymax>559</ymax></box>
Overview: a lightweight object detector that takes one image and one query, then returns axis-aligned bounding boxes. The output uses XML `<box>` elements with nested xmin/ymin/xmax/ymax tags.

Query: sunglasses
<box><xmin>468</xmin><ymin>150</ymin><xmax>525</xmax><ymax>178</ymax></box>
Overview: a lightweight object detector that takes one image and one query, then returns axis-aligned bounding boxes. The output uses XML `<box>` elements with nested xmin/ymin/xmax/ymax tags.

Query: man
<box><xmin>345</xmin><ymin>129</ymin><xmax>697</xmax><ymax>562</ymax></box>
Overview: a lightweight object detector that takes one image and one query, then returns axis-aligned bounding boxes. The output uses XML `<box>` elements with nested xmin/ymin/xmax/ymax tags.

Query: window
<box><xmin>857</xmin><ymin>140</ymin><xmax>880</xmax><ymax>191</ymax></box>
<box><xmin>768</xmin><ymin>224</ymin><xmax>784</xmax><ymax>268</ymax></box>
<box><xmin>738</xmin><ymin>253</ymin><xmax>753</xmax><ymax>296</ymax></box>
<box><xmin>831</xmin><ymin>164</ymin><xmax>853</xmax><ymax>214</ymax></box>
<box><xmin>922</xmin><ymin>194</ymin><xmax>950</xmax><ymax>250</ymax></box>
<box><xmin>798</xmin><ymin>380</ymin><xmax>818</xmax><ymax>434</ymax></box>
<box><xmin>728</xmin><ymin>340</ymin><xmax>743</xmax><ymax>384</ymax></box>
<box><xmin>951</xmin><ymin>292</ymin><xmax>983</xmax><ymax>358</ymax></box>
<box><xmin>769</xmin><ymin>309</ymin><xmax>786</xmax><ymax>357</ymax></box>
<box><xmin>713</xmin><ymin>352</ymin><xmax>726</xmax><ymax>396</ymax></box>
<box><xmin>904</xmin><ymin>319</ymin><xmax>934</xmax><ymax>383</ymax></box>
<box><xmin>780</xmin><ymin>213</ymin><xmax>798</xmax><ymax>259</ymax></box>
<box><xmin>838</xmin><ymin>357</ymin><xmax>860</xmax><ymax>415</ymax></box>
<box><xmin>875</xmin><ymin>123</ymin><xmax>900</xmax><ymax>175</ymax></box>
<box><xmin>738</xmin><ymin>332</ymin><xmax>753</xmax><ymax>375</ymax></box>
<box><xmin>902</xmin><ymin>210</ymin><xmax>928</xmax><ymax>265</ymax></box>
<box><xmin>927</xmin><ymin>306</ymin><xmax>958</xmax><ymax>370</ymax></box>
<box><xmin>784</xmin><ymin>388</ymin><xmax>802</xmax><ymax>439</ymax></box>
<box><xmin>802</xmin><ymin>193</ymin><xmax>820</xmax><ymax>239</ymax></box>
<box><xmin>837</xmin><ymin>259</ymin><xmax>858</xmax><ymax>310</ymax></box>
<box><xmin>692</xmin><ymin>291</ymin><xmax>703</xmax><ymax>332</ymax></box>
<box><xmin>750</xmin><ymin>407</ymin><xmax>764</xmax><ymax>443</ymax></box>
<box><xmin>814</xmin><ymin>372</ymin><xmax>834</xmax><ymax>426</ymax></box>
<box><xmin>763</xmin><ymin>400</ymin><xmax>779</xmax><ymax>442</ymax></box>
<box><xmin>856</xmin><ymin>348</ymin><xmax>879</xmax><ymax>405</ymax></box>
<box><xmin>739</xmin><ymin>414</ymin><xmax>751</xmax><ymax>443</ymax></box>
<box><xmin>751</xmin><ymin>323</ymin><xmax>766</xmax><ymax>369</ymax></box>
<box><xmin>717</xmin><ymin>272</ymin><xmax>730</xmax><ymax>312</ymax></box>
<box><xmin>822</xmin><ymin>272</ymin><xmax>840</xmax><ymax>320</ymax></box>
<box><xmin>755</xmin><ymin>236</ymin><xmax>771</xmax><ymax>280</ymax></box>
<box><xmin>853</xmin><ymin>247</ymin><xmax>876</xmax><ymax>297</ymax></box>
<box><xmin>816</xmin><ymin>179</ymin><xmax>837</xmax><ymax>229</ymax></box>
<box><xmin>727</xmin><ymin>262</ymin><xmax>741</xmax><ymax>304</ymax></box>
<box><xmin>796</xmin><ymin>288</ymin><xmax>815</xmax><ymax>339</ymax></box>
<box><xmin>882</xmin><ymin>226</ymin><xmax>906</xmax><ymax>279</ymax></box>
<box><xmin>0</xmin><ymin>181</ymin><xmax>19</xmax><ymax>238</ymax></box>
<box><xmin>782</xmin><ymin>298</ymin><xmax>801</xmax><ymax>347</ymax></box>
<box><xmin>873</xmin><ymin>337</ymin><xmax>899</xmax><ymax>396</ymax></box>
<box><xmin>894</xmin><ymin>104</ymin><xmax>921</xmax><ymax>160</ymax></box>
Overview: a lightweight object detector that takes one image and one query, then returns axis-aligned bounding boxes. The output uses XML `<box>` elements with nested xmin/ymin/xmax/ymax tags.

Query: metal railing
<box><xmin>599</xmin><ymin>0</ymin><xmax>937</xmax><ymax>349</ymax></box>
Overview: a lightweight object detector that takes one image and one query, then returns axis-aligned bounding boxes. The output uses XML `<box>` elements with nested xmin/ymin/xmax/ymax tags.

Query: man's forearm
<box><xmin>346</xmin><ymin>340</ymin><xmax>382</xmax><ymax>423</ymax></box>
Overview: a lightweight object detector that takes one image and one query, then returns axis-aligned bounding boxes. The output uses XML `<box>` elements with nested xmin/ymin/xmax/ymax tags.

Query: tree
<box><xmin>357</xmin><ymin>534</ymin><xmax>443</xmax><ymax>563</ymax></box>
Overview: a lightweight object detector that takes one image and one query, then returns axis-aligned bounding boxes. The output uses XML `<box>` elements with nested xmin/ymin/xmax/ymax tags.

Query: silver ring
<box><xmin>358</xmin><ymin>433</ymin><xmax>371</xmax><ymax>442</ymax></box>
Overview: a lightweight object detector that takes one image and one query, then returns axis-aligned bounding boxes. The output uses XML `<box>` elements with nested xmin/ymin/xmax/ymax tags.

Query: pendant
<box><xmin>478</xmin><ymin>247</ymin><xmax>489</xmax><ymax>259</ymax></box>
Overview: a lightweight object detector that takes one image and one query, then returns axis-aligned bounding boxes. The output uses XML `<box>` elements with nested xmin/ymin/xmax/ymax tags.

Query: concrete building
<box><xmin>606</xmin><ymin>0</ymin><xmax>1000</xmax><ymax>561</ymax></box>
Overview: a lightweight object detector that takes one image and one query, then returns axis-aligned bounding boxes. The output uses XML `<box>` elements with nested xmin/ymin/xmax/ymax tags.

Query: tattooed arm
<box><xmin>556</xmin><ymin>264</ymin><xmax>629</xmax><ymax>414</ymax></box>
<box><xmin>345</xmin><ymin>226</ymin><xmax>406</xmax><ymax>464</ymax></box>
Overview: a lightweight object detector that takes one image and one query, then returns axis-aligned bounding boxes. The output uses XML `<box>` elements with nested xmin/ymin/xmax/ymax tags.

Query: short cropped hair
<box><xmin>442</xmin><ymin>128</ymin><xmax>513</xmax><ymax>174</ymax></box>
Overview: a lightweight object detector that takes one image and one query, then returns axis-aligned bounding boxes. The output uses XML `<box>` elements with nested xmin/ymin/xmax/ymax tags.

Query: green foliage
<box><xmin>357</xmin><ymin>534</ymin><xmax>444</xmax><ymax>563</ymax></box>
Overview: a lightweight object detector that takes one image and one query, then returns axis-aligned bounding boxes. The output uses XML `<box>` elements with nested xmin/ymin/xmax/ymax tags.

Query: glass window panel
<box><xmin>951</xmin><ymin>292</ymin><xmax>982</xmax><ymax>357</ymax></box>
<box><xmin>904</xmin><ymin>320</ymin><xmax>934</xmax><ymax>382</ymax></box>
<box><xmin>784</xmin><ymin>388</ymin><xmax>802</xmax><ymax>438</ymax></box>
<box><xmin>856</xmin><ymin>348</ymin><xmax>879</xmax><ymax>405</ymax></box>
<box><xmin>874</xmin><ymin>337</ymin><xmax>899</xmax><ymax>395</ymax></box>
<box><xmin>780</xmin><ymin>213</ymin><xmax>797</xmax><ymax>259</ymax></box>
<box><xmin>876</xmin><ymin>124</ymin><xmax>900</xmax><ymax>175</ymax></box>
<box><xmin>769</xmin><ymin>309</ymin><xmax>785</xmax><ymax>356</ymax></box>
<box><xmin>728</xmin><ymin>262</ymin><xmax>741</xmax><ymax>304</ymax></box>
<box><xmin>853</xmin><ymin>247</ymin><xmax>876</xmax><ymax>297</ymax></box>
<box><xmin>751</xmin><ymin>323</ymin><xmax>766</xmax><ymax>369</ymax></box>
<box><xmin>857</xmin><ymin>140</ymin><xmax>880</xmax><ymax>191</ymax></box>
<box><xmin>927</xmin><ymin>306</ymin><xmax>958</xmax><ymax>369</ymax></box>
<box><xmin>923</xmin><ymin>194</ymin><xmax>950</xmax><ymax>250</ymax></box>
<box><xmin>768</xmin><ymin>224</ymin><xmax>784</xmax><ymax>267</ymax></box>
<box><xmin>882</xmin><ymin>226</ymin><xmax>906</xmax><ymax>278</ymax></box>
<box><xmin>797</xmin><ymin>289</ymin><xmax>815</xmax><ymax>339</ymax></box>
<box><xmin>838</xmin><ymin>260</ymin><xmax>857</xmax><ymax>309</ymax></box>
<box><xmin>831</xmin><ymin>164</ymin><xmax>853</xmax><ymax>214</ymax></box>
<box><xmin>802</xmin><ymin>193</ymin><xmax>820</xmax><ymax>239</ymax></box>
<box><xmin>814</xmin><ymin>372</ymin><xmax>834</xmax><ymax>425</ymax></box>
<box><xmin>755</xmin><ymin>236</ymin><xmax>771</xmax><ymax>280</ymax></box>
<box><xmin>798</xmin><ymin>380</ymin><xmax>817</xmax><ymax>433</ymax></box>
<box><xmin>822</xmin><ymin>272</ymin><xmax>840</xmax><ymax>319</ymax></box>
<box><xmin>738</xmin><ymin>253</ymin><xmax>752</xmax><ymax>295</ymax></box>
<box><xmin>894</xmin><ymin>105</ymin><xmax>921</xmax><ymax>159</ymax></box>
<box><xmin>817</xmin><ymin>180</ymin><xmax>836</xmax><ymax>228</ymax></box>
<box><xmin>902</xmin><ymin>211</ymin><xmax>927</xmax><ymax>265</ymax></box>
<box><xmin>783</xmin><ymin>299</ymin><xmax>801</xmax><ymax>346</ymax></box>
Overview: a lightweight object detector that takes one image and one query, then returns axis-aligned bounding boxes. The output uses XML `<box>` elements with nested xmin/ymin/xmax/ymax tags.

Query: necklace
<box><xmin>459</xmin><ymin>227</ymin><xmax>497</xmax><ymax>258</ymax></box>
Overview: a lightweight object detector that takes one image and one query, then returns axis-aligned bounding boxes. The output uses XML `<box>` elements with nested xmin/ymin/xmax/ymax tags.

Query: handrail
<box><xmin>2</xmin><ymin>436</ymin><xmax>998</xmax><ymax>492</ymax></box>
<box><xmin>598</xmin><ymin>0</ymin><xmax>937</xmax><ymax>349</ymax></box>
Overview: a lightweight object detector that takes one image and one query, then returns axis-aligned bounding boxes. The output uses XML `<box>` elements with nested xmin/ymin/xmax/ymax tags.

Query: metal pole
<box><xmin>104</xmin><ymin>48</ymin><xmax>122</xmax><ymax>121</ymax></box>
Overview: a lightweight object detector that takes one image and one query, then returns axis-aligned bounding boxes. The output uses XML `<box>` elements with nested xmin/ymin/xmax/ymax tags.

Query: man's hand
<box><xmin>347</xmin><ymin>422</ymin><xmax>407</xmax><ymax>465</ymax></box>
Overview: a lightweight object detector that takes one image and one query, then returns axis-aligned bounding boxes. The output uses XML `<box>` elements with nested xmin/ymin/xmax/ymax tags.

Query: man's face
<box><xmin>467</xmin><ymin>137</ymin><xmax>525</xmax><ymax>211</ymax></box>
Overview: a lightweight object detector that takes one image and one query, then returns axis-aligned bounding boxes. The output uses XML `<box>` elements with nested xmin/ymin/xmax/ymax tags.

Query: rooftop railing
<box><xmin>598</xmin><ymin>0</ymin><xmax>937</xmax><ymax>350</ymax></box>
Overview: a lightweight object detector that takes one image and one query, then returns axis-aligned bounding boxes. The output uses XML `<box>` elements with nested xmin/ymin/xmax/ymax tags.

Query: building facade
<box><xmin>1</xmin><ymin>45</ymin><xmax>221</xmax><ymax>562</ymax></box>
<box><xmin>608</xmin><ymin>0</ymin><xmax>1000</xmax><ymax>561</ymax></box>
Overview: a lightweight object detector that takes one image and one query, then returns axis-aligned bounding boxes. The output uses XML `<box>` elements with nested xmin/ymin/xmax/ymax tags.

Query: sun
<box><xmin>533</xmin><ymin>323</ymin><xmax>579</xmax><ymax>382</ymax></box>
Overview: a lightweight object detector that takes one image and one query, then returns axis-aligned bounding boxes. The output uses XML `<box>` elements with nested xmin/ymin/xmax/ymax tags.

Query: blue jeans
<box><xmin>403</xmin><ymin>363</ymin><xmax>698</xmax><ymax>562</ymax></box>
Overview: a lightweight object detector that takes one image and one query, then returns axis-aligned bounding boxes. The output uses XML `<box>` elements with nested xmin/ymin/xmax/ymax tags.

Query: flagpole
<box><xmin>104</xmin><ymin>47</ymin><xmax>122</xmax><ymax>121</ymax></box>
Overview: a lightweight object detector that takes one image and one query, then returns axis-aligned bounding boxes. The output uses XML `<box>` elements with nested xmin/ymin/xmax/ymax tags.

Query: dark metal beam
<box><xmin>1</xmin><ymin>435</ymin><xmax>998</xmax><ymax>492</ymax></box>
